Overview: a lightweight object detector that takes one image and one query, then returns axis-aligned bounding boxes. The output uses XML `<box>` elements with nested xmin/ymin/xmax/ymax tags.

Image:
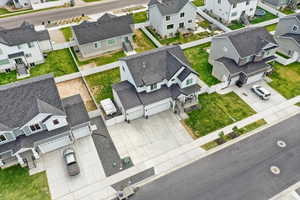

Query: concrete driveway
<box><xmin>107</xmin><ymin>111</ymin><xmax>194</xmax><ymax>165</ymax></box>
<box><xmin>233</xmin><ymin>80</ymin><xmax>287</xmax><ymax>113</ymax></box>
<box><xmin>34</xmin><ymin>136</ymin><xmax>108</xmax><ymax>200</ymax></box>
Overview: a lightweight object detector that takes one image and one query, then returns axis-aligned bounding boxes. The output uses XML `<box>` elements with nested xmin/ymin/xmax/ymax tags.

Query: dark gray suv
<box><xmin>63</xmin><ymin>148</ymin><xmax>80</xmax><ymax>176</ymax></box>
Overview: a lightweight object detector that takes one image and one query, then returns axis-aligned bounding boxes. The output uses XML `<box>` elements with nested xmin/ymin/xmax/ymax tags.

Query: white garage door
<box><xmin>38</xmin><ymin>135</ymin><xmax>72</xmax><ymax>154</ymax></box>
<box><xmin>126</xmin><ymin>106</ymin><xmax>144</xmax><ymax>121</ymax></box>
<box><xmin>247</xmin><ymin>72</ymin><xmax>264</xmax><ymax>84</ymax></box>
<box><xmin>145</xmin><ymin>100</ymin><xmax>171</xmax><ymax>116</ymax></box>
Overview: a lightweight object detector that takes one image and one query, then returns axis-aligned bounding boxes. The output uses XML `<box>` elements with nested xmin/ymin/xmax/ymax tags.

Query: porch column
<box><xmin>32</xmin><ymin>148</ymin><xmax>40</xmax><ymax>160</ymax></box>
<box><xmin>16</xmin><ymin>154</ymin><xmax>24</xmax><ymax>165</ymax></box>
<box><xmin>0</xmin><ymin>159</ymin><xmax>4</xmax><ymax>167</ymax></box>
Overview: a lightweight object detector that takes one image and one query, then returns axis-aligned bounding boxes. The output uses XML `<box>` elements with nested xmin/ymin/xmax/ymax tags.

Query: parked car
<box><xmin>251</xmin><ymin>85</ymin><xmax>271</xmax><ymax>100</ymax></box>
<box><xmin>63</xmin><ymin>148</ymin><xmax>80</xmax><ymax>176</ymax></box>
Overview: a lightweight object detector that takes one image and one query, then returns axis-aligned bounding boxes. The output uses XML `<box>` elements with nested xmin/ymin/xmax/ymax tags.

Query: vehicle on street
<box><xmin>63</xmin><ymin>148</ymin><xmax>80</xmax><ymax>176</ymax></box>
<box><xmin>251</xmin><ymin>85</ymin><xmax>271</xmax><ymax>100</ymax></box>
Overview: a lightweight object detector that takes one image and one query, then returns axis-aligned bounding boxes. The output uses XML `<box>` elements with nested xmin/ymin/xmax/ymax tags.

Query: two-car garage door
<box><xmin>246</xmin><ymin>72</ymin><xmax>264</xmax><ymax>85</ymax></box>
<box><xmin>145</xmin><ymin>99</ymin><xmax>171</xmax><ymax>117</ymax></box>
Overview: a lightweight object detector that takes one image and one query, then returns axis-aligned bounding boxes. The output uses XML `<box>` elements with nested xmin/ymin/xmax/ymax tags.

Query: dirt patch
<box><xmin>56</xmin><ymin>78</ymin><xmax>97</xmax><ymax>111</ymax></box>
<box><xmin>278</xmin><ymin>68</ymin><xmax>300</xmax><ymax>82</ymax></box>
<box><xmin>49</xmin><ymin>29</ymin><xmax>66</xmax><ymax>43</ymax></box>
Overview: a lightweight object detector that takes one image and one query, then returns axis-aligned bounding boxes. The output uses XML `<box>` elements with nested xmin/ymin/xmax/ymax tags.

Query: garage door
<box><xmin>126</xmin><ymin>106</ymin><xmax>144</xmax><ymax>121</ymax></box>
<box><xmin>145</xmin><ymin>100</ymin><xmax>171</xmax><ymax>116</ymax></box>
<box><xmin>247</xmin><ymin>72</ymin><xmax>264</xmax><ymax>85</ymax></box>
<box><xmin>38</xmin><ymin>135</ymin><xmax>72</xmax><ymax>154</ymax></box>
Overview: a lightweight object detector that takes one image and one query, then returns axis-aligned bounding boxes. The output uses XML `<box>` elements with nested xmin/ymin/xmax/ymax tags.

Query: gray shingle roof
<box><xmin>0</xmin><ymin>22</ymin><xmax>50</xmax><ymax>46</ymax></box>
<box><xmin>149</xmin><ymin>0</ymin><xmax>190</xmax><ymax>15</ymax></box>
<box><xmin>120</xmin><ymin>45</ymin><xmax>198</xmax><ymax>87</ymax></box>
<box><xmin>281</xmin><ymin>33</ymin><xmax>300</xmax><ymax>45</ymax></box>
<box><xmin>228</xmin><ymin>0</ymin><xmax>249</xmax><ymax>4</ymax></box>
<box><xmin>0</xmin><ymin>74</ymin><xmax>65</xmax><ymax>129</ymax></box>
<box><xmin>218</xmin><ymin>27</ymin><xmax>278</xmax><ymax>58</ymax></box>
<box><xmin>62</xmin><ymin>94</ymin><xmax>90</xmax><ymax>127</ymax></box>
<box><xmin>73</xmin><ymin>13</ymin><xmax>133</xmax><ymax>45</ymax></box>
<box><xmin>138</xmin><ymin>86</ymin><xmax>172</xmax><ymax>106</ymax></box>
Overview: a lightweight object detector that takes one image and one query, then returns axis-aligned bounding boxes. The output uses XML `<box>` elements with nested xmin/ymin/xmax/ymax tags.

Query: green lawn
<box><xmin>201</xmin><ymin>119</ymin><xmax>267</xmax><ymax>150</ymax></box>
<box><xmin>85</xmin><ymin>68</ymin><xmax>120</xmax><ymax>103</ymax></box>
<box><xmin>268</xmin><ymin>62</ymin><xmax>300</xmax><ymax>99</ymax></box>
<box><xmin>197</xmin><ymin>20</ymin><xmax>212</xmax><ymax>29</ymax></box>
<box><xmin>0</xmin><ymin>8</ymin><xmax>10</xmax><ymax>15</ymax></box>
<box><xmin>280</xmin><ymin>8</ymin><xmax>295</xmax><ymax>15</ymax></box>
<box><xmin>134</xmin><ymin>29</ymin><xmax>156</xmax><ymax>53</ymax></box>
<box><xmin>228</xmin><ymin>21</ymin><xmax>245</xmax><ymax>30</ymax></box>
<box><xmin>192</xmin><ymin>0</ymin><xmax>204</xmax><ymax>7</ymax></box>
<box><xmin>276</xmin><ymin>51</ymin><xmax>290</xmax><ymax>59</ymax></box>
<box><xmin>82</xmin><ymin>0</ymin><xmax>101</xmax><ymax>2</ymax></box>
<box><xmin>296</xmin><ymin>102</ymin><xmax>300</xmax><ymax>107</ymax></box>
<box><xmin>132</xmin><ymin>11</ymin><xmax>148</xmax><ymax>24</ymax></box>
<box><xmin>60</xmin><ymin>27</ymin><xmax>72</xmax><ymax>41</ymax></box>
<box><xmin>146</xmin><ymin>27</ymin><xmax>214</xmax><ymax>45</ymax></box>
<box><xmin>185</xmin><ymin>92</ymin><xmax>256</xmax><ymax>138</ymax></box>
<box><xmin>250</xmin><ymin>7</ymin><xmax>277</xmax><ymax>24</ymax></box>
<box><xmin>265</xmin><ymin>23</ymin><xmax>277</xmax><ymax>32</ymax></box>
<box><xmin>184</xmin><ymin>43</ymin><xmax>220</xmax><ymax>86</ymax></box>
<box><xmin>0</xmin><ymin>70</ymin><xmax>17</xmax><ymax>85</ymax></box>
<box><xmin>0</xmin><ymin>165</ymin><xmax>50</xmax><ymax>200</ymax></box>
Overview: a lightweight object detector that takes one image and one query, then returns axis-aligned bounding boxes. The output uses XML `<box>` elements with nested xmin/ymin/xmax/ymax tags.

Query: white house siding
<box><xmin>14</xmin><ymin>0</ymin><xmax>31</xmax><ymax>8</ymax></box>
<box><xmin>44</xmin><ymin>116</ymin><xmax>68</xmax><ymax>131</ymax></box>
<box><xmin>144</xmin><ymin>98</ymin><xmax>172</xmax><ymax>117</ymax></box>
<box><xmin>38</xmin><ymin>40</ymin><xmax>52</xmax><ymax>52</ymax></box>
<box><xmin>38</xmin><ymin>134</ymin><xmax>72</xmax><ymax>154</ymax></box>
<box><xmin>246</xmin><ymin>72</ymin><xmax>264</xmax><ymax>84</ymax></box>
<box><xmin>179</xmin><ymin>73</ymin><xmax>199</xmax><ymax>89</ymax></box>
<box><xmin>0</xmin><ymin>0</ymin><xmax>9</xmax><ymax>6</ymax></box>
<box><xmin>149</xmin><ymin>3</ymin><xmax>197</xmax><ymax>37</ymax></box>
<box><xmin>78</xmin><ymin>34</ymin><xmax>133</xmax><ymax>58</ymax></box>
<box><xmin>212</xmin><ymin>61</ymin><xmax>231</xmax><ymax>82</ymax></box>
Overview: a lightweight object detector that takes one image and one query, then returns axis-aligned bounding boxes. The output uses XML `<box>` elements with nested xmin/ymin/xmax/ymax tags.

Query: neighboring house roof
<box><xmin>218</xmin><ymin>27</ymin><xmax>278</xmax><ymax>58</ymax></box>
<box><xmin>120</xmin><ymin>45</ymin><xmax>198</xmax><ymax>87</ymax></box>
<box><xmin>72</xmin><ymin>13</ymin><xmax>133</xmax><ymax>45</ymax></box>
<box><xmin>0</xmin><ymin>21</ymin><xmax>50</xmax><ymax>46</ymax></box>
<box><xmin>216</xmin><ymin>56</ymin><xmax>274</xmax><ymax>76</ymax></box>
<box><xmin>148</xmin><ymin>0</ymin><xmax>190</xmax><ymax>15</ymax></box>
<box><xmin>280</xmin><ymin>33</ymin><xmax>300</xmax><ymax>45</ymax></box>
<box><xmin>62</xmin><ymin>94</ymin><xmax>90</xmax><ymax>127</ymax></box>
<box><xmin>0</xmin><ymin>74</ymin><xmax>65</xmax><ymax>129</ymax></box>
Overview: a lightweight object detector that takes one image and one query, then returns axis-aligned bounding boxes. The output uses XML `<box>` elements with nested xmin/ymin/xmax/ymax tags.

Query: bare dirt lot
<box><xmin>56</xmin><ymin>78</ymin><xmax>97</xmax><ymax>112</ymax></box>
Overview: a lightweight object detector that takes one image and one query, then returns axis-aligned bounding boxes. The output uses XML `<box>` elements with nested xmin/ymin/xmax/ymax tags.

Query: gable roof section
<box><xmin>73</xmin><ymin>13</ymin><xmax>133</xmax><ymax>45</ymax></box>
<box><xmin>148</xmin><ymin>0</ymin><xmax>190</xmax><ymax>15</ymax></box>
<box><xmin>0</xmin><ymin>22</ymin><xmax>49</xmax><ymax>46</ymax></box>
<box><xmin>0</xmin><ymin>74</ymin><xmax>65</xmax><ymax>129</ymax></box>
<box><xmin>120</xmin><ymin>45</ymin><xmax>198</xmax><ymax>87</ymax></box>
<box><xmin>217</xmin><ymin>27</ymin><xmax>278</xmax><ymax>58</ymax></box>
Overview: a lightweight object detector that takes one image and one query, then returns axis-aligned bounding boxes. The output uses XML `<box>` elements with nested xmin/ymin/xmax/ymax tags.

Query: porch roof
<box><xmin>8</xmin><ymin>52</ymin><xmax>24</xmax><ymax>59</ymax></box>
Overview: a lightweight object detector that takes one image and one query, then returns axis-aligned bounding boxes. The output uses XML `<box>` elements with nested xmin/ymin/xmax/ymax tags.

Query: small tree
<box><xmin>216</xmin><ymin>131</ymin><xmax>226</xmax><ymax>145</ymax></box>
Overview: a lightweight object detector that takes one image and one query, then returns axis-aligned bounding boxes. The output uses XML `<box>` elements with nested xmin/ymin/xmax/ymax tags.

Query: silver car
<box><xmin>63</xmin><ymin>148</ymin><xmax>80</xmax><ymax>176</ymax></box>
<box><xmin>251</xmin><ymin>85</ymin><xmax>271</xmax><ymax>100</ymax></box>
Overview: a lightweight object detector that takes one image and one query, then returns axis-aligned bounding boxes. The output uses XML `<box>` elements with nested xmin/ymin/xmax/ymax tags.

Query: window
<box><xmin>179</xmin><ymin>22</ymin><xmax>184</xmax><ymax>28</ymax></box>
<box><xmin>166</xmin><ymin>16</ymin><xmax>170</xmax><ymax>21</ymax></box>
<box><xmin>150</xmin><ymin>83</ymin><xmax>157</xmax><ymax>90</ymax></box>
<box><xmin>94</xmin><ymin>42</ymin><xmax>99</xmax><ymax>48</ymax></box>
<box><xmin>107</xmin><ymin>39</ymin><xmax>115</xmax><ymax>45</ymax></box>
<box><xmin>188</xmin><ymin>20</ymin><xmax>192</xmax><ymax>23</ymax></box>
<box><xmin>180</xmin><ymin>12</ymin><xmax>185</xmax><ymax>18</ymax></box>
<box><xmin>218</xmin><ymin>0</ymin><xmax>221</xmax><ymax>4</ymax></box>
<box><xmin>30</xmin><ymin>124</ymin><xmax>41</xmax><ymax>132</ymax></box>
<box><xmin>122</xmin><ymin>66</ymin><xmax>125</xmax><ymax>71</ymax></box>
<box><xmin>186</xmin><ymin>78</ymin><xmax>193</xmax><ymax>85</ymax></box>
<box><xmin>28</xmin><ymin>42</ymin><xmax>34</xmax><ymax>48</ymax></box>
<box><xmin>246</xmin><ymin>0</ymin><xmax>249</xmax><ymax>5</ymax></box>
<box><xmin>17</xmin><ymin>45</ymin><xmax>22</xmax><ymax>49</ymax></box>
<box><xmin>233</xmin><ymin>3</ymin><xmax>237</xmax><ymax>8</ymax></box>
<box><xmin>231</xmin><ymin>12</ymin><xmax>237</xmax><ymax>17</ymax></box>
<box><xmin>0</xmin><ymin>59</ymin><xmax>9</xmax><ymax>66</ymax></box>
<box><xmin>53</xmin><ymin>119</ymin><xmax>59</xmax><ymax>125</ymax></box>
<box><xmin>0</xmin><ymin>135</ymin><xmax>6</xmax><ymax>142</ymax></box>
<box><xmin>167</xmin><ymin>24</ymin><xmax>174</xmax><ymax>29</ymax></box>
<box><xmin>30</xmin><ymin>63</ymin><xmax>35</xmax><ymax>67</ymax></box>
<box><xmin>5</xmin><ymin>68</ymin><xmax>11</xmax><ymax>73</ymax></box>
<box><xmin>0</xmin><ymin>48</ymin><xmax>3</xmax><ymax>55</ymax></box>
<box><xmin>25</xmin><ymin>53</ymin><xmax>32</xmax><ymax>58</ymax></box>
<box><xmin>292</xmin><ymin>25</ymin><xmax>298</xmax><ymax>32</ymax></box>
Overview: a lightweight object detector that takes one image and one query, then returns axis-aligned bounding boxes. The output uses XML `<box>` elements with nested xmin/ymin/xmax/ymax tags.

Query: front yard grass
<box><xmin>185</xmin><ymin>92</ymin><xmax>256</xmax><ymax>138</ymax></box>
<box><xmin>146</xmin><ymin>27</ymin><xmax>214</xmax><ymax>45</ymax></box>
<box><xmin>60</xmin><ymin>27</ymin><xmax>72</xmax><ymax>41</ymax></box>
<box><xmin>280</xmin><ymin>8</ymin><xmax>295</xmax><ymax>15</ymax></box>
<box><xmin>134</xmin><ymin>29</ymin><xmax>157</xmax><ymax>53</ymax></box>
<box><xmin>85</xmin><ymin>68</ymin><xmax>120</xmax><ymax>103</ymax></box>
<box><xmin>250</xmin><ymin>7</ymin><xmax>277</xmax><ymax>24</ymax></box>
<box><xmin>296</xmin><ymin>102</ymin><xmax>300</xmax><ymax>107</ymax></box>
<box><xmin>0</xmin><ymin>70</ymin><xmax>17</xmax><ymax>85</ymax></box>
<box><xmin>192</xmin><ymin>0</ymin><xmax>204</xmax><ymax>7</ymax></box>
<box><xmin>268</xmin><ymin>62</ymin><xmax>300</xmax><ymax>99</ymax></box>
<box><xmin>0</xmin><ymin>165</ymin><xmax>50</xmax><ymax>200</ymax></box>
<box><xmin>184</xmin><ymin>43</ymin><xmax>220</xmax><ymax>86</ymax></box>
<box><xmin>0</xmin><ymin>8</ymin><xmax>10</xmax><ymax>15</ymax></box>
<box><xmin>228</xmin><ymin>21</ymin><xmax>245</xmax><ymax>30</ymax></box>
<box><xmin>265</xmin><ymin>23</ymin><xmax>277</xmax><ymax>32</ymax></box>
<box><xmin>131</xmin><ymin>11</ymin><xmax>148</xmax><ymax>23</ymax></box>
<box><xmin>201</xmin><ymin>119</ymin><xmax>267</xmax><ymax>150</ymax></box>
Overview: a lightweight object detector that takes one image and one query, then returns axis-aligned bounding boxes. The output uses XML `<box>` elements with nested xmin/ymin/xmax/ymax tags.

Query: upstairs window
<box><xmin>30</xmin><ymin>124</ymin><xmax>41</xmax><ymax>132</ymax></box>
<box><xmin>0</xmin><ymin>135</ymin><xmax>6</xmax><ymax>142</ymax></box>
<box><xmin>167</xmin><ymin>24</ymin><xmax>174</xmax><ymax>29</ymax></box>
<box><xmin>53</xmin><ymin>119</ymin><xmax>59</xmax><ymax>125</ymax></box>
<box><xmin>94</xmin><ymin>42</ymin><xmax>99</xmax><ymax>48</ymax></box>
<box><xmin>180</xmin><ymin>12</ymin><xmax>185</xmax><ymax>18</ymax></box>
<box><xmin>28</xmin><ymin>42</ymin><xmax>34</xmax><ymax>48</ymax></box>
<box><xmin>246</xmin><ymin>0</ymin><xmax>250</xmax><ymax>5</ymax></box>
<box><xmin>166</xmin><ymin>16</ymin><xmax>170</xmax><ymax>21</ymax></box>
<box><xmin>218</xmin><ymin>0</ymin><xmax>221</xmax><ymax>4</ymax></box>
<box><xmin>150</xmin><ymin>83</ymin><xmax>157</xmax><ymax>90</ymax></box>
<box><xmin>292</xmin><ymin>25</ymin><xmax>298</xmax><ymax>32</ymax></box>
<box><xmin>233</xmin><ymin>3</ymin><xmax>237</xmax><ymax>8</ymax></box>
<box><xmin>186</xmin><ymin>78</ymin><xmax>193</xmax><ymax>85</ymax></box>
<box><xmin>107</xmin><ymin>39</ymin><xmax>116</xmax><ymax>45</ymax></box>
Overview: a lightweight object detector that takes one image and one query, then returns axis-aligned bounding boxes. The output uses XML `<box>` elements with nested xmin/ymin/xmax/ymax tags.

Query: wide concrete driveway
<box><xmin>35</xmin><ymin>136</ymin><xmax>108</xmax><ymax>200</ymax></box>
<box><xmin>233</xmin><ymin>80</ymin><xmax>286</xmax><ymax>113</ymax></box>
<box><xmin>108</xmin><ymin>111</ymin><xmax>193</xmax><ymax>165</ymax></box>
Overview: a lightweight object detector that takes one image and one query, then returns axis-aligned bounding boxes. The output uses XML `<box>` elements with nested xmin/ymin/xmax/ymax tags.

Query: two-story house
<box><xmin>0</xmin><ymin>22</ymin><xmax>52</xmax><ymax>77</ymax></box>
<box><xmin>275</xmin><ymin>13</ymin><xmax>300</xmax><ymax>60</ymax></box>
<box><xmin>72</xmin><ymin>13</ymin><xmax>134</xmax><ymax>58</ymax></box>
<box><xmin>112</xmin><ymin>45</ymin><xmax>202</xmax><ymax>121</ymax></box>
<box><xmin>148</xmin><ymin>0</ymin><xmax>197</xmax><ymax>38</ymax></box>
<box><xmin>205</xmin><ymin>0</ymin><xmax>258</xmax><ymax>24</ymax></box>
<box><xmin>209</xmin><ymin>27</ymin><xmax>278</xmax><ymax>87</ymax></box>
<box><xmin>12</xmin><ymin>0</ymin><xmax>72</xmax><ymax>10</ymax></box>
<box><xmin>0</xmin><ymin>74</ymin><xmax>91</xmax><ymax>169</ymax></box>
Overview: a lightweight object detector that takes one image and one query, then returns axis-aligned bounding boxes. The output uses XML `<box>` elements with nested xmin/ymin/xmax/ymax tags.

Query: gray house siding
<box><xmin>212</xmin><ymin>61</ymin><xmax>230</xmax><ymax>81</ymax></box>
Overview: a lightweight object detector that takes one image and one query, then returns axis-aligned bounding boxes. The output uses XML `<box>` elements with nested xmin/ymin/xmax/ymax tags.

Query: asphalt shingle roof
<box><xmin>72</xmin><ymin>13</ymin><xmax>133</xmax><ymax>45</ymax></box>
<box><xmin>0</xmin><ymin>22</ymin><xmax>49</xmax><ymax>46</ymax></box>
<box><xmin>148</xmin><ymin>0</ymin><xmax>190</xmax><ymax>15</ymax></box>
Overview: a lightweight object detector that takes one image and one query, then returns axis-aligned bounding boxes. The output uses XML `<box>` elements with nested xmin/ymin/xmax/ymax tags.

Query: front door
<box><xmin>15</xmin><ymin>58</ymin><xmax>23</xmax><ymax>65</ymax></box>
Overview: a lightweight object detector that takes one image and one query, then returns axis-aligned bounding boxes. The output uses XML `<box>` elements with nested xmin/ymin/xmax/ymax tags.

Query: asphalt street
<box><xmin>0</xmin><ymin>0</ymin><xmax>149</xmax><ymax>28</ymax></box>
<box><xmin>130</xmin><ymin>114</ymin><xmax>300</xmax><ymax>200</ymax></box>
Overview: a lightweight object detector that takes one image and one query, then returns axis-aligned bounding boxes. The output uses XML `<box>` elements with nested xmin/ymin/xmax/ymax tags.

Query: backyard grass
<box><xmin>201</xmin><ymin>119</ymin><xmax>267</xmax><ymax>150</ymax></box>
<box><xmin>192</xmin><ymin>0</ymin><xmax>204</xmax><ymax>7</ymax></box>
<box><xmin>268</xmin><ymin>62</ymin><xmax>300</xmax><ymax>99</ymax></box>
<box><xmin>228</xmin><ymin>21</ymin><xmax>245</xmax><ymax>30</ymax></box>
<box><xmin>30</xmin><ymin>49</ymin><xmax>78</xmax><ymax>77</ymax></box>
<box><xmin>250</xmin><ymin>7</ymin><xmax>277</xmax><ymax>24</ymax></box>
<box><xmin>60</xmin><ymin>27</ymin><xmax>73</xmax><ymax>41</ymax></box>
<box><xmin>85</xmin><ymin>68</ymin><xmax>120</xmax><ymax>103</ymax></box>
<box><xmin>183</xmin><ymin>43</ymin><xmax>220</xmax><ymax>86</ymax></box>
<box><xmin>0</xmin><ymin>165</ymin><xmax>50</xmax><ymax>200</ymax></box>
<box><xmin>146</xmin><ymin>27</ymin><xmax>214</xmax><ymax>45</ymax></box>
<box><xmin>0</xmin><ymin>8</ymin><xmax>10</xmax><ymax>15</ymax></box>
<box><xmin>131</xmin><ymin>11</ymin><xmax>148</xmax><ymax>23</ymax></box>
<box><xmin>197</xmin><ymin>20</ymin><xmax>212</xmax><ymax>29</ymax></box>
<box><xmin>72</xmin><ymin>48</ymin><xmax>125</xmax><ymax>67</ymax></box>
<box><xmin>133</xmin><ymin>29</ymin><xmax>156</xmax><ymax>53</ymax></box>
<box><xmin>265</xmin><ymin>23</ymin><xmax>277</xmax><ymax>32</ymax></box>
<box><xmin>185</xmin><ymin>92</ymin><xmax>256</xmax><ymax>138</ymax></box>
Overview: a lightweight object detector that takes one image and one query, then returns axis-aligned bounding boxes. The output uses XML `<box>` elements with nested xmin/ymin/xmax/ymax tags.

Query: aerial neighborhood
<box><xmin>0</xmin><ymin>0</ymin><xmax>299</xmax><ymax>200</ymax></box>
